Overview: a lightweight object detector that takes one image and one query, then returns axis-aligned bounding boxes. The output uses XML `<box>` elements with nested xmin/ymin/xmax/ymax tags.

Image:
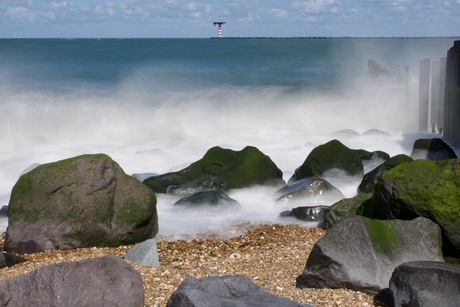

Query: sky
<box><xmin>0</xmin><ymin>0</ymin><xmax>459</xmax><ymax>38</ymax></box>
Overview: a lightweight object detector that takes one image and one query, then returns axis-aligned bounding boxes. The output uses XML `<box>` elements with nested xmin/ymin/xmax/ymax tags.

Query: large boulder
<box><xmin>357</xmin><ymin>154</ymin><xmax>413</xmax><ymax>194</ymax></box>
<box><xmin>322</xmin><ymin>193</ymin><xmax>373</xmax><ymax>229</ymax></box>
<box><xmin>0</xmin><ymin>255</ymin><xmax>144</xmax><ymax>307</ymax></box>
<box><xmin>5</xmin><ymin>154</ymin><xmax>158</xmax><ymax>254</ymax></box>
<box><xmin>296</xmin><ymin>216</ymin><xmax>443</xmax><ymax>294</ymax></box>
<box><xmin>360</xmin><ymin>159</ymin><xmax>460</xmax><ymax>256</ymax></box>
<box><xmin>410</xmin><ymin>138</ymin><xmax>457</xmax><ymax>160</ymax></box>
<box><xmin>289</xmin><ymin>139</ymin><xmax>371</xmax><ymax>183</ymax></box>
<box><xmin>274</xmin><ymin>177</ymin><xmax>344</xmax><ymax>206</ymax></box>
<box><xmin>389</xmin><ymin>261</ymin><xmax>460</xmax><ymax>307</ymax></box>
<box><xmin>144</xmin><ymin>146</ymin><xmax>284</xmax><ymax>195</ymax></box>
<box><xmin>166</xmin><ymin>275</ymin><xmax>307</xmax><ymax>307</ymax></box>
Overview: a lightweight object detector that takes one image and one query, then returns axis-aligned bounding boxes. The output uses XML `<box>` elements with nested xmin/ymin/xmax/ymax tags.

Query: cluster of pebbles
<box><xmin>0</xmin><ymin>224</ymin><xmax>374</xmax><ymax>306</ymax></box>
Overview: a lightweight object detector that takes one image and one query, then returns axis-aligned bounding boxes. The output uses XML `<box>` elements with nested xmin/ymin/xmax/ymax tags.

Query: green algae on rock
<box><xmin>360</xmin><ymin>158</ymin><xmax>460</xmax><ymax>256</ymax></box>
<box><xmin>5</xmin><ymin>154</ymin><xmax>158</xmax><ymax>254</ymax></box>
<box><xmin>143</xmin><ymin>146</ymin><xmax>284</xmax><ymax>195</ymax></box>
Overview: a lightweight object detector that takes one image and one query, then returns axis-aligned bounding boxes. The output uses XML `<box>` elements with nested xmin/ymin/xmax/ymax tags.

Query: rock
<box><xmin>132</xmin><ymin>173</ymin><xmax>158</xmax><ymax>182</ymax></box>
<box><xmin>279</xmin><ymin>206</ymin><xmax>327</xmax><ymax>224</ymax></box>
<box><xmin>368</xmin><ymin>59</ymin><xmax>395</xmax><ymax>79</ymax></box>
<box><xmin>0</xmin><ymin>206</ymin><xmax>7</xmax><ymax>217</ymax></box>
<box><xmin>274</xmin><ymin>177</ymin><xmax>344</xmax><ymax>206</ymax></box>
<box><xmin>0</xmin><ymin>252</ymin><xmax>27</xmax><ymax>269</ymax></box>
<box><xmin>389</xmin><ymin>261</ymin><xmax>460</xmax><ymax>307</ymax></box>
<box><xmin>360</xmin><ymin>150</ymin><xmax>390</xmax><ymax>173</ymax></box>
<box><xmin>357</xmin><ymin>154</ymin><xmax>413</xmax><ymax>194</ymax></box>
<box><xmin>174</xmin><ymin>191</ymin><xmax>240</xmax><ymax>208</ymax></box>
<box><xmin>360</xmin><ymin>159</ymin><xmax>460</xmax><ymax>256</ymax></box>
<box><xmin>144</xmin><ymin>146</ymin><xmax>284</xmax><ymax>195</ymax></box>
<box><xmin>410</xmin><ymin>138</ymin><xmax>457</xmax><ymax>160</ymax></box>
<box><xmin>362</xmin><ymin>129</ymin><xmax>390</xmax><ymax>136</ymax></box>
<box><xmin>322</xmin><ymin>193</ymin><xmax>373</xmax><ymax>229</ymax></box>
<box><xmin>124</xmin><ymin>239</ymin><xmax>160</xmax><ymax>267</ymax></box>
<box><xmin>5</xmin><ymin>154</ymin><xmax>158</xmax><ymax>254</ymax></box>
<box><xmin>0</xmin><ymin>255</ymin><xmax>144</xmax><ymax>307</ymax></box>
<box><xmin>330</xmin><ymin>129</ymin><xmax>360</xmax><ymax>137</ymax></box>
<box><xmin>289</xmin><ymin>139</ymin><xmax>367</xmax><ymax>183</ymax></box>
<box><xmin>296</xmin><ymin>216</ymin><xmax>444</xmax><ymax>294</ymax></box>
<box><xmin>166</xmin><ymin>275</ymin><xmax>308</xmax><ymax>307</ymax></box>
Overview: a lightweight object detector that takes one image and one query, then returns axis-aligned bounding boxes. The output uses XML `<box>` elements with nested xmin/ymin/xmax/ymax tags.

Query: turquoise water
<box><xmin>0</xmin><ymin>38</ymin><xmax>457</xmax><ymax>236</ymax></box>
<box><xmin>1</xmin><ymin>38</ymin><xmax>455</xmax><ymax>91</ymax></box>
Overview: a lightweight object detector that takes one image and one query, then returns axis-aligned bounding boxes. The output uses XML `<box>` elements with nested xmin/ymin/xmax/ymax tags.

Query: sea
<box><xmin>0</xmin><ymin>37</ymin><xmax>458</xmax><ymax>238</ymax></box>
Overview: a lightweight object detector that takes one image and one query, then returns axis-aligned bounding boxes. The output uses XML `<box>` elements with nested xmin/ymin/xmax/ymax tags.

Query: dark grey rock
<box><xmin>410</xmin><ymin>138</ymin><xmax>457</xmax><ymax>160</ymax></box>
<box><xmin>0</xmin><ymin>206</ymin><xmax>7</xmax><ymax>217</ymax></box>
<box><xmin>5</xmin><ymin>154</ymin><xmax>158</xmax><ymax>254</ymax></box>
<box><xmin>0</xmin><ymin>255</ymin><xmax>144</xmax><ymax>307</ymax></box>
<box><xmin>166</xmin><ymin>275</ymin><xmax>308</xmax><ymax>307</ymax></box>
<box><xmin>274</xmin><ymin>177</ymin><xmax>344</xmax><ymax>206</ymax></box>
<box><xmin>389</xmin><ymin>261</ymin><xmax>460</xmax><ymax>307</ymax></box>
<box><xmin>174</xmin><ymin>191</ymin><xmax>240</xmax><ymax>208</ymax></box>
<box><xmin>296</xmin><ymin>216</ymin><xmax>444</xmax><ymax>294</ymax></box>
<box><xmin>124</xmin><ymin>239</ymin><xmax>160</xmax><ymax>267</ymax></box>
<box><xmin>0</xmin><ymin>252</ymin><xmax>27</xmax><ymax>269</ymax></box>
<box><xmin>279</xmin><ymin>206</ymin><xmax>327</xmax><ymax>224</ymax></box>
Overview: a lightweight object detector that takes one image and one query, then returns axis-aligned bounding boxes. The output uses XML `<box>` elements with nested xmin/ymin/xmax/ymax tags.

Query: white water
<box><xmin>0</xmin><ymin>70</ymin><xmax>447</xmax><ymax>238</ymax></box>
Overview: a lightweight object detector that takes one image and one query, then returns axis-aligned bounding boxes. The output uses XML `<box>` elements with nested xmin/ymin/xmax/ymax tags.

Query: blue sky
<box><xmin>0</xmin><ymin>0</ymin><xmax>459</xmax><ymax>38</ymax></box>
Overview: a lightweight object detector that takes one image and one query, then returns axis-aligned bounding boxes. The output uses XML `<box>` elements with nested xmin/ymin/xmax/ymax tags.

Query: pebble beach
<box><xmin>1</xmin><ymin>224</ymin><xmax>375</xmax><ymax>306</ymax></box>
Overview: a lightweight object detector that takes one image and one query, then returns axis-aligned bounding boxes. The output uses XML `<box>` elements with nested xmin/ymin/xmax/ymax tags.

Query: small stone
<box><xmin>229</xmin><ymin>253</ymin><xmax>241</xmax><ymax>259</ymax></box>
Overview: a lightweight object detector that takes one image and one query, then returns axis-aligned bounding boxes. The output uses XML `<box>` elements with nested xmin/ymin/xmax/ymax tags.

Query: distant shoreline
<box><xmin>1</xmin><ymin>36</ymin><xmax>459</xmax><ymax>40</ymax></box>
<box><xmin>210</xmin><ymin>36</ymin><xmax>460</xmax><ymax>40</ymax></box>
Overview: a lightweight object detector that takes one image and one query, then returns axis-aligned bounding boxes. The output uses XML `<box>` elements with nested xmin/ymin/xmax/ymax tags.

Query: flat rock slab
<box><xmin>166</xmin><ymin>275</ymin><xmax>309</xmax><ymax>307</ymax></box>
<box><xmin>0</xmin><ymin>255</ymin><xmax>144</xmax><ymax>307</ymax></box>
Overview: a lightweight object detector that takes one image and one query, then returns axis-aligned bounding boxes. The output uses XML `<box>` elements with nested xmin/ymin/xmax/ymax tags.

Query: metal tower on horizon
<box><xmin>213</xmin><ymin>22</ymin><xmax>226</xmax><ymax>38</ymax></box>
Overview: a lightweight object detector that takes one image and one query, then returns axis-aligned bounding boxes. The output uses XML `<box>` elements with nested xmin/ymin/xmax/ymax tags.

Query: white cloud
<box><xmin>268</xmin><ymin>8</ymin><xmax>288</xmax><ymax>18</ymax></box>
<box><xmin>0</xmin><ymin>0</ymin><xmax>458</xmax><ymax>37</ymax></box>
<box><xmin>291</xmin><ymin>0</ymin><xmax>337</xmax><ymax>13</ymax></box>
<box><xmin>5</xmin><ymin>6</ymin><xmax>35</xmax><ymax>22</ymax></box>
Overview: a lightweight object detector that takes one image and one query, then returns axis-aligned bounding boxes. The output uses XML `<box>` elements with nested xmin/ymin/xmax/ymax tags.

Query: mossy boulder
<box><xmin>289</xmin><ymin>139</ymin><xmax>374</xmax><ymax>183</ymax></box>
<box><xmin>296</xmin><ymin>216</ymin><xmax>443</xmax><ymax>294</ymax></box>
<box><xmin>323</xmin><ymin>193</ymin><xmax>373</xmax><ymax>229</ymax></box>
<box><xmin>143</xmin><ymin>146</ymin><xmax>284</xmax><ymax>195</ymax></box>
<box><xmin>5</xmin><ymin>154</ymin><xmax>158</xmax><ymax>254</ymax></box>
<box><xmin>357</xmin><ymin>154</ymin><xmax>413</xmax><ymax>194</ymax></box>
<box><xmin>410</xmin><ymin>138</ymin><xmax>457</xmax><ymax>160</ymax></box>
<box><xmin>360</xmin><ymin>159</ymin><xmax>460</xmax><ymax>256</ymax></box>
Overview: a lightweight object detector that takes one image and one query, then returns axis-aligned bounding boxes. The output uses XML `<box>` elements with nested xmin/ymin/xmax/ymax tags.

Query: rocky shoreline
<box><xmin>0</xmin><ymin>223</ymin><xmax>375</xmax><ymax>306</ymax></box>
